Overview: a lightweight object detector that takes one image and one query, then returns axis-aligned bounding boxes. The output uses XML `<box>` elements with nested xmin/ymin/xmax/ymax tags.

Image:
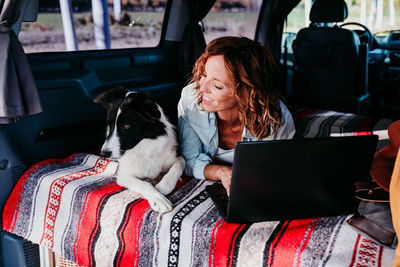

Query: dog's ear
<box><xmin>125</xmin><ymin>92</ymin><xmax>161</xmax><ymax>122</ymax></box>
<box><xmin>136</xmin><ymin>102</ymin><xmax>161</xmax><ymax>122</ymax></box>
<box><xmin>94</xmin><ymin>86</ymin><xmax>128</xmax><ymax>108</ymax></box>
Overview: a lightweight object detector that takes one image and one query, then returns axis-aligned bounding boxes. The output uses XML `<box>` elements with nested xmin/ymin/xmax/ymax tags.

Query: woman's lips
<box><xmin>203</xmin><ymin>95</ymin><xmax>214</xmax><ymax>102</ymax></box>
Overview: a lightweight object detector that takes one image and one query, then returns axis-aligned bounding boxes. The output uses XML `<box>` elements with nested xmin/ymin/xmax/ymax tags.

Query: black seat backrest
<box><xmin>291</xmin><ymin>0</ymin><xmax>370</xmax><ymax>114</ymax></box>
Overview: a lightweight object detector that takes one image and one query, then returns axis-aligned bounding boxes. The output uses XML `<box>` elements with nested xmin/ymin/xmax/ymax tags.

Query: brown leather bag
<box><xmin>348</xmin><ymin>121</ymin><xmax>400</xmax><ymax>251</ymax></box>
<box><xmin>354</xmin><ymin>180</ymin><xmax>389</xmax><ymax>203</ymax></box>
<box><xmin>347</xmin><ymin>215</ymin><xmax>395</xmax><ymax>247</ymax></box>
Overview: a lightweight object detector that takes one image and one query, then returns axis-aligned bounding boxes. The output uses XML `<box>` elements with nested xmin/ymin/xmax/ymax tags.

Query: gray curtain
<box><xmin>179</xmin><ymin>0</ymin><xmax>216</xmax><ymax>81</ymax></box>
<box><xmin>256</xmin><ymin>0</ymin><xmax>300</xmax><ymax>60</ymax></box>
<box><xmin>0</xmin><ymin>0</ymin><xmax>42</xmax><ymax>124</ymax></box>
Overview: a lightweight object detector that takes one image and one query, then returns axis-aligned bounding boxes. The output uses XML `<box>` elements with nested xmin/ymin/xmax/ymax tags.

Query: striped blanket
<box><xmin>290</xmin><ymin>107</ymin><xmax>393</xmax><ymax>143</ymax></box>
<box><xmin>2</xmin><ymin>108</ymin><xmax>396</xmax><ymax>267</ymax></box>
<box><xmin>2</xmin><ymin>153</ymin><xmax>396</xmax><ymax>267</ymax></box>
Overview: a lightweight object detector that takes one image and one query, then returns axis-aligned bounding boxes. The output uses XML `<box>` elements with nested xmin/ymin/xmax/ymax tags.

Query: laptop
<box><xmin>206</xmin><ymin>135</ymin><xmax>378</xmax><ymax>223</ymax></box>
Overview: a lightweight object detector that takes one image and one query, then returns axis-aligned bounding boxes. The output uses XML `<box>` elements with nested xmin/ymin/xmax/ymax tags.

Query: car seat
<box><xmin>291</xmin><ymin>0</ymin><xmax>370</xmax><ymax>114</ymax></box>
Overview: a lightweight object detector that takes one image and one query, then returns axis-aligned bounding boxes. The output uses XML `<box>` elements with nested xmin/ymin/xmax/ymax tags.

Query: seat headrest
<box><xmin>310</xmin><ymin>0</ymin><xmax>348</xmax><ymax>23</ymax></box>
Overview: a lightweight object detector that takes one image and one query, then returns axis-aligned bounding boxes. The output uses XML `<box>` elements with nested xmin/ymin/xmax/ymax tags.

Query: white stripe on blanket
<box><xmin>236</xmin><ymin>222</ymin><xmax>278</xmax><ymax>267</ymax></box>
<box><xmin>94</xmin><ymin>189</ymin><xmax>142</xmax><ymax>266</ymax></box>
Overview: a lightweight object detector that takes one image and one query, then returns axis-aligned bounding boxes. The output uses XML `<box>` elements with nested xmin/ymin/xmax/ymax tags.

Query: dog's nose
<box><xmin>101</xmin><ymin>150</ymin><xmax>112</xmax><ymax>158</ymax></box>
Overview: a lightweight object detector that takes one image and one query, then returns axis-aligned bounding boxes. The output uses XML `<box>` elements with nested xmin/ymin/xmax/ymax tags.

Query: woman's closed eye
<box><xmin>214</xmin><ymin>83</ymin><xmax>223</xmax><ymax>89</ymax></box>
<box><xmin>209</xmin><ymin>78</ymin><xmax>224</xmax><ymax>89</ymax></box>
<box><xmin>200</xmin><ymin>72</ymin><xmax>224</xmax><ymax>89</ymax></box>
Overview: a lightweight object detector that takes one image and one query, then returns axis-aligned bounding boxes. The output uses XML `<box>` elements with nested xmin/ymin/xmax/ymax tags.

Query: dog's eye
<box><xmin>122</xmin><ymin>123</ymin><xmax>130</xmax><ymax>130</ymax></box>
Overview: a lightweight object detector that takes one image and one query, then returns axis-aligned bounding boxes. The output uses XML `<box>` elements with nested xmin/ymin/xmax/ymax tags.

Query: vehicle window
<box><xmin>285</xmin><ymin>0</ymin><xmax>400</xmax><ymax>35</ymax></box>
<box><xmin>18</xmin><ymin>0</ymin><xmax>166</xmax><ymax>53</ymax></box>
<box><xmin>202</xmin><ymin>0</ymin><xmax>262</xmax><ymax>44</ymax></box>
<box><xmin>283</xmin><ymin>0</ymin><xmax>400</xmax><ymax>48</ymax></box>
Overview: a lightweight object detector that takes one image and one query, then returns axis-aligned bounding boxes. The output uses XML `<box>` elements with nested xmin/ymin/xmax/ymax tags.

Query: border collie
<box><xmin>94</xmin><ymin>86</ymin><xmax>185</xmax><ymax>213</ymax></box>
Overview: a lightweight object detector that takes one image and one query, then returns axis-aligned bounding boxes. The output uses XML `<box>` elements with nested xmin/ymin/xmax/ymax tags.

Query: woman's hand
<box><xmin>217</xmin><ymin>166</ymin><xmax>232</xmax><ymax>196</ymax></box>
<box><xmin>204</xmin><ymin>164</ymin><xmax>232</xmax><ymax>196</ymax></box>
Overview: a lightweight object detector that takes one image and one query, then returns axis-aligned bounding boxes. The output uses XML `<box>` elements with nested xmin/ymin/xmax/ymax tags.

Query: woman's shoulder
<box><xmin>181</xmin><ymin>82</ymin><xmax>198</xmax><ymax>102</ymax></box>
<box><xmin>178</xmin><ymin>83</ymin><xmax>213</xmax><ymax>129</ymax></box>
<box><xmin>278</xmin><ymin>100</ymin><xmax>296</xmax><ymax>138</ymax></box>
<box><xmin>279</xmin><ymin>100</ymin><xmax>293</xmax><ymax>120</ymax></box>
<box><xmin>179</xmin><ymin>83</ymin><xmax>200</xmax><ymax>111</ymax></box>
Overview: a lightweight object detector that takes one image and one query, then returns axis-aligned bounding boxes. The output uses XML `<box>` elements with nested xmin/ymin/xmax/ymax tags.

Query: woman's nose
<box><xmin>200</xmin><ymin>80</ymin><xmax>209</xmax><ymax>93</ymax></box>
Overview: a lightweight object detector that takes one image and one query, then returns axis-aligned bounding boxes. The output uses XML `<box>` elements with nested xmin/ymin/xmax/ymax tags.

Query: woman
<box><xmin>178</xmin><ymin>36</ymin><xmax>295</xmax><ymax>194</ymax></box>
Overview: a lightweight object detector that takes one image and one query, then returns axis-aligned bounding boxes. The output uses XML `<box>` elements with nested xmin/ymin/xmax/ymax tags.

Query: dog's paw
<box><xmin>155</xmin><ymin>157</ymin><xmax>185</xmax><ymax>195</ymax></box>
<box><xmin>155</xmin><ymin>181</ymin><xmax>174</xmax><ymax>195</ymax></box>
<box><xmin>148</xmin><ymin>194</ymin><xmax>172</xmax><ymax>213</ymax></box>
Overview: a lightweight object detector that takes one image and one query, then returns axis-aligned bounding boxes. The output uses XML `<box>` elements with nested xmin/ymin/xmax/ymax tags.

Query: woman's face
<box><xmin>199</xmin><ymin>55</ymin><xmax>237</xmax><ymax>113</ymax></box>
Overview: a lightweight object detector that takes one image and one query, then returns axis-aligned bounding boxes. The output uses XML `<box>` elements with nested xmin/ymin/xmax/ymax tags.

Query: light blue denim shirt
<box><xmin>177</xmin><ymin>83</ymin><xmax>296</xmax><ymax>179</ymax></box>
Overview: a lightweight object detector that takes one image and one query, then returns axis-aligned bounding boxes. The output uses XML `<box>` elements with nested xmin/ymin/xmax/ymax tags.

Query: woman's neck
<box><xmin>217</xmin><ymin>107</ymin><xmax>244</xmax><ymax>143</ymax></box>
<box><xmin>217</xmin><ymin>107</ymin><xmax>241</xmax><ymax>127</ymax></box>
<box><xmin>217</xmin><ymin>109</ymin><xmax>244</xmax><ymax>149</ymax></box>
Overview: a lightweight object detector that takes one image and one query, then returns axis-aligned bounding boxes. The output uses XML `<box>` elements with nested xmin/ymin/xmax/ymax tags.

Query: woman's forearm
<box><xmin>204</xmin><ymin>164</ymin><xmax>223</xmax><ymax>181</ymax></box>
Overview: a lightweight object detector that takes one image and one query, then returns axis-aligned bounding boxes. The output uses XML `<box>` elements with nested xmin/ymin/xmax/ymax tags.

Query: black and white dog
<box><xmin>94</xmin><ymin>86</ymin><xmax>185</xmax><ymax>213</ymax></box>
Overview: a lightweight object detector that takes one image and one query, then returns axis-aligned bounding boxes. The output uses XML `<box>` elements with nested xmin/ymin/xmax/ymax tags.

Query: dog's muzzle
<box><xmin>100</xmin><ymin>150</ymin><xmax>112</xmax><ymax>158</ymax></box>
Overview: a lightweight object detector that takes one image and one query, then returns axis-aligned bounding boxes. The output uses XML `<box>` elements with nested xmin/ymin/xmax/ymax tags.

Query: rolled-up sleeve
<box><xmin>177</xmin><ymin>87</ymin><xmax>211</xmax><ymax>179</ymax></box>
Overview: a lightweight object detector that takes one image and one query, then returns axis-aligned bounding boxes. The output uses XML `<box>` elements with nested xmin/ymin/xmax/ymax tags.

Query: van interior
<box><xmin>0</xmin><ymin>0</ymin><xmax>399</xmax><ymax>266</ymax></box>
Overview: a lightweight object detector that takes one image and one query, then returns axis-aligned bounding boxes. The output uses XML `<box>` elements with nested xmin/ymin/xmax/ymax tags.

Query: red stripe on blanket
<box><xmin>378</xmin><ymin>243</ymin><xmax>384</xmax><ymax>267</ymax></box>
<box><xmin>3</xmin><ymin>154</ymin><xmax>78</xmax><ymax>232</ymax></box>
<box><xmin>208</xmin><ymin>219</ymin><xmax>246</xmax><ymax>267</ymax></box>
<box><xmin>349</xmin><ymin>235</ymin><xmax>383</xmax><ymax>267</ymax></box>
<box><xmin>40</xmin><ymin>158</ymin><xmax>112</xmax><ymax>248</ymax></box>
<box><xmin>227</xmin><ymin>224</ymin><xmax>248</xmax><ymax>267</ymax></box>
<box><xmin>74</xmin><ymin>182</ymin><xmax>123</xmax><ymax>267</ymax></box>
<box><xmin>209</xmin><ymin>219</ymin><xmax>224</xmax><ymax>266</ymax></box>
<box><xmin>266</xmin><ymin>221</ymin><xmax>290</xmax><ymax>267</ymax></box>
<box><xmin>267</xmin><ymin>219</ymin><xmax>316</xmax><ymax>267</ymax></box>
<box><xmin>350</xmin><ymin>234</ymin><xmax>361</xmax><ymax>266</ymax></box>
<box><xmin>355</xmin><ymin>116</ymin><xmax>377</xmax><ymax>132</ymax></box>
<box><xmin>353</xmin><ymin>131</ymin><xmax>372</xmax><ymax>136</ymax></box>
<box><xmin>115</xmin><ymin>199</ymin><xmax>150</xmax><ymax>267</ymax></box>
